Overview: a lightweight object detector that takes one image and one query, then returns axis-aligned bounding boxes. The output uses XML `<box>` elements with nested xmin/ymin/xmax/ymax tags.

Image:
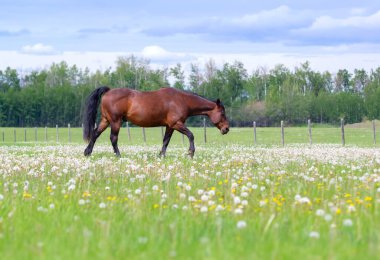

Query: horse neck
<box><xmin>187</xmin><ymin>95</ymin><xmax>215</xmax><ymax>116</ymax></box>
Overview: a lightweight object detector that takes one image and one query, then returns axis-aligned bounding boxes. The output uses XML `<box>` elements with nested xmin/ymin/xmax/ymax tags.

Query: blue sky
<box><xmin>1</xmin><ymin>0</ymin><xmax>380</xmax><ymax>73</ymax></box>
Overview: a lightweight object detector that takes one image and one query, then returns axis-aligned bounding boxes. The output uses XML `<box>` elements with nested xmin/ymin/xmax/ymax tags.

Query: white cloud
<box><xmin>21</xmin><ymin>43</ymin><xmax>57</xmax><ymax>55</ymax></box>
<box><xmin>141</xmin><ymin>45</ymin><xmax>192</xmax><ymax>63</ymax></box>
<box><xmin>309</xmin><ymin>10</ymin><xmax>380</xmax><ymax>30</ymax></box>
<box><xmin>141</xmin><ymin>45</ymin><xmax>170</xmax><ymax>59</ymax></box>
<box><xmin>232</xmin><ymin>5</ymin><xmax>295</xmax><ymax>27</ymax></box>
<box><xmin>350</xmin><ymin>8</ymin><xmax>367</xmax><ymax>16</ymax></box>
<box><xmin>2</xmin><ymin>45</ymin><xmax>380</xmax><ymax>75</ymax></box>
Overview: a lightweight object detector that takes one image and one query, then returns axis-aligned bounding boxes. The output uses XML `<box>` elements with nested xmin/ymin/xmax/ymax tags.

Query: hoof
<box><xmin>159</xmin><ymin>151</ymin><xmax>166</xmax><ymax>158</ymax></box>
<box><xmin>115</xmin><ymin>153</ymin><xmax>121</xmax><ymax>158</ymax></box>
<box><xmin>188</xmin><ymin>151</ymin><xmax>194</xmax><ymax>159</ymax></box>
<box><xmin>84</xmin><ymin>149</ymin><xmax>91</xmax><ymax>156</ymax></box>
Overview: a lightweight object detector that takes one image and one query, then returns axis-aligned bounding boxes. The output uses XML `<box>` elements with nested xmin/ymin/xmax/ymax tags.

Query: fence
<box><xmin>0</xmin><ymin>119</ymin><xmax>378</xmax><ymax>146</ymax></box>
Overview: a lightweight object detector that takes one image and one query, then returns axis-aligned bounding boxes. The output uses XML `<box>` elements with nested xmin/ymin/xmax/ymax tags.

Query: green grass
<box><xmin>0</xmin><ymin>125</ymin><xmax>378</xmax><ymax>147</ymax></box>
<box><xmin>0</xmin><ymin>127</ymin><xmax>379</xmax><ymax>259</ymax></box>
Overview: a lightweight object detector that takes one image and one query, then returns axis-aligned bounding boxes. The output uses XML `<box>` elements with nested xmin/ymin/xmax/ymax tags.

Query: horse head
<box><xmin>209</xmin><ymin>99</ymin><xmax>229</xmax><ymax>135</ymax></box>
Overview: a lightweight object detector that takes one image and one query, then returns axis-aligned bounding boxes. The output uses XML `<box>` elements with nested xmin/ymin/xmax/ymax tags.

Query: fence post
<box><xmin>24</xmin><ymin>128</ymin><xmax>27</xmax><ymax>142</ymax></box>
<box><xmin>126</xmin><ymin>122</ymin><xmax>131</xmax><ymax>141</ymax></box>
<box><xmin>253</xmin><ymin>121</ymin><xmax>257</xmax><ymax>145</ymax></box>
<box><xmin>2</xmin><ymin>130</ymin><xmax>4</xmax><ymax>142</ymax></box>
<box><xmin>56</xmin><ymin>125</ymin><xmax>59</xmax><ymax>142</ymax></box>
<box><xmin>373</xmin><ymin>120</ymin><xmax>376</xmax><ymax>145</ymax></box>
<box><xmin>142</xmin><ymin>127</ymin><xmax>146</xmax><ymax>143</ymax></box>
<box><xmin>203</xmin><ymin>117</ymin><xmax>207</xmax><ymax>143</ymax></box>
<box><xmin>45</xmin><ymin>126</ymin><xmax>47</xmax><ymax>142</ymax></box>
<box><xmin>14</xmin><ymin>129</ymin><xmax>16</xmax><ymax>143</ymax></box>
<box><xmin>308</xmin><ymin>119</ymin><xmax>312</xmax><ymax>145</ymax></box>
<box><xmin>35</xmin><ymin>127</ymin><xmax>37</xmax><ymax>142</ymax></box>
<box><xmin>68</xmin><ymin>123</ymin><xmax>71</xmax><ymax>143</ymax></box>
<box><xmin>341</xmin><ymin>118</ymin><xmax>345</xmax><ymax>147</ymax></box>
<box><xmin>281</xmin><ymin>120</ymin><xmax>284</xmax><ymax>147</ymax></box>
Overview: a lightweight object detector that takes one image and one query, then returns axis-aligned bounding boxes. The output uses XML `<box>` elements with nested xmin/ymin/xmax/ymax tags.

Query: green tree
<box><xmin>0</xmin><ymin>67</ymin><xmax>20</xmax><ymax>92</ymax></box>
<box><xmin>170</xmin><ymin>63</ymin><xmax>185</xmax><ymax>90</ymax></box>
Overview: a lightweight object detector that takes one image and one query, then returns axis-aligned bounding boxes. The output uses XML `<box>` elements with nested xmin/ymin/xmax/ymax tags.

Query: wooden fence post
<box><xmin>126</xmin><ymin>122</ymin><xmax>131</xmax><ymax>141</ymax></box>
<box><xmin>253</xmin><ymin>121</ymin><xmax>257</xmax><ymax>145</ymax></box>
<box><xmin>341</xmin><ymin>118</ymin><xmax>345</xmax><ymax>146</ymax></box>
<box><xmin>56</xmin><ymin>125</ymin><xmax>59</xmax><ymax>142</ymax></box>
<box><xmin>281</xmin><ymin>120</ymin><xmax>284</xmax><ymax>147</ymax></box>
<box><xmin>2</xmin><ymin>130</ymin><xmax>4</xmax><ymax>142</ymax></box>
<box><xmin>142</xmin><ymin>127</ymin><xmax>146</xmax><ymax>143</ymax></box>
<box><xmin>68</xmin><ymin>123</ymin><xmax>71</xmax><ymax>143</ymax></box>
<box><xmin>203</xmin><ymin>117</ymin><xmax>207</xmax><ymax>143</ymax></box>
<box><xmin>373</xmin><ymin>120</ymin><xmax>376</xmax><ymax>145</ymax></box>
<box><xmin>24</xmin><ymin>128</ymin><xmax>27</xmax><ymax>142</ymax></box>
<box><xmin>308</xmin><ymin>119</ymin><xmax>312</xmax><ymax>145</ymax></box>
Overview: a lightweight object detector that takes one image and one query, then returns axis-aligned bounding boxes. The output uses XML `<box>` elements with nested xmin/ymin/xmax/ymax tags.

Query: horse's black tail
<box><xmin>83</xmin><ymin>86</ymin><xmax>110</xmax><ymax>142</ymax></box>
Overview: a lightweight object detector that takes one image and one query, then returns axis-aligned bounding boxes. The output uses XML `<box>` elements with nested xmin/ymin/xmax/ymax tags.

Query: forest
<box><xmin>0</xmin><ymin>55</ymin><xmax>379</xmax><ymax>127</ymax></box>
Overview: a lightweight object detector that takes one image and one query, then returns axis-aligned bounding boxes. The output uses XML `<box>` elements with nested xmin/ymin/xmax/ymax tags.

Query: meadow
<box><xmin>0</xmin><ymin>126</ymin><xmax>380</xmax><ymax>259</ymax></box>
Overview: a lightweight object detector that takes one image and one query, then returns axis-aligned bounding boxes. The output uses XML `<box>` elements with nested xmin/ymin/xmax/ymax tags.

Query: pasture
<box><xmin>1</xmin><ymin>127</ymin><xmax>380</xmax><ymax>259</ymax></box>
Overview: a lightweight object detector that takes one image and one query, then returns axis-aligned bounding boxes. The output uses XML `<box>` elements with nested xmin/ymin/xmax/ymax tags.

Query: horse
<box><xmin>82</xmin><ymin>86</ymin><xmax>229</xmax><ymax>158</ymax></box>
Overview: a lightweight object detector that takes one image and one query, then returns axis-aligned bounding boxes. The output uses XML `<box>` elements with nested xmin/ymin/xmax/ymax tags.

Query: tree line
<box><xmin>0</xmin><ymin>56</ymin><xmax>379</xmax><ymax>127</ymax></box>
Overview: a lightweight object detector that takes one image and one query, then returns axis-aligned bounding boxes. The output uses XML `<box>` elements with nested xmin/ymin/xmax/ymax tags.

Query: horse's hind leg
<box><xmin>159</xmin><ymin>126</ymin><xmax>174</xmax><ymax>157</ymax></box>
<box><xmin>84</xmin><ymin>118</ymin><xmax>109</xmax><ymax>156</ymax></box>
<box><xmin>110</xmin><ymin>120</ymin><xmax>122</xmax><ymax>157</ymax></box>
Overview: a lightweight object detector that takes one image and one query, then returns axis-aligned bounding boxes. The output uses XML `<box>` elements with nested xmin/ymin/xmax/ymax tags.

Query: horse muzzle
<box><xmin>221</xmin><ymin>127</ymin><xmax>229</xmax><ymax>135</ymax></box>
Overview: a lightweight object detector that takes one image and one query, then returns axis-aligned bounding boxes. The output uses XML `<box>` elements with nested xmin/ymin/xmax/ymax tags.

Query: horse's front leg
<box><xmin>160</xmin><ymin>126</ymin><xmax>174</xmax><ymax>157</ymax></box>
<box><xmin>173</xmin><ymin>122</ymin><xmax>195</xmax><ymax>158</ymax></box>
<box><xmin>110</xmin><ymin>121</ymin><xmax>122</xmax><ymax>157</ymax></box>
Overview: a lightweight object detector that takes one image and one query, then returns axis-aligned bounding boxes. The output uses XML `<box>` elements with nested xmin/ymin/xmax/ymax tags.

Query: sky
<box><xmin>1</xmin><ymin>0</ymin><xmax>380</xmax><ymax>74</ymax></box>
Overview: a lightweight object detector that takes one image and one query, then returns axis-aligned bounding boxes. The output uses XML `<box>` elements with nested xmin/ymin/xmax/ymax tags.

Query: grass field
<box><xmin>0</xmin><ymin>124</ymin><xmax>379</xmax><ymax>147</ymax></box>
<box><xmin>1</xmin><ymin>127</ymin><xmax>380</xmax><ymax>259</ymax></box>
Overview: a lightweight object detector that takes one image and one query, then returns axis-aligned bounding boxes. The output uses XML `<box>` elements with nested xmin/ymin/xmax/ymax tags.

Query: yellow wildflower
<box><xmin>23</xmin><ymin>192</ymin><xmax>32</xmax><ymax>199</ymax></box>
<box><xmin>107</xmin><ymin>196</ymin><xmax>116</xmax><ymax>201</ymax></box>
<box><xmin>82</xmin><ymin>191</ymin><xmax>91</xmax><ymax>198</ymax></box>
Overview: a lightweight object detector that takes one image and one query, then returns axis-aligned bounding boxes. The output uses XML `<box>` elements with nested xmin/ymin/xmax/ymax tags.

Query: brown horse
<box><xmin>83</xmin><ymin>87</ymin><xmax>229</xmax><ymax>157</ymax></box>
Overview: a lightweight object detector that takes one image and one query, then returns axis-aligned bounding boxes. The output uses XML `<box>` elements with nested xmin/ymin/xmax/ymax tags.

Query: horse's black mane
<box><xmin>183</xmin><ymin>89</ymin><xmax>217</xmax><ymax>104</ymax></box>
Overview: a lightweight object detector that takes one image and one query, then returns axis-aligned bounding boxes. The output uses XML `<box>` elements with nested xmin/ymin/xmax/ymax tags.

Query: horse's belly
<box><xmin>126</xmin><ymin>110</ymin><xmax>166</xmax><ymax>127</ymax></box>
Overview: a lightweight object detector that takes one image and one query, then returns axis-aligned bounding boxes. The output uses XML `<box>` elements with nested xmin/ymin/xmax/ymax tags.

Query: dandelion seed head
<box><xmin>237</xmin><ymin>220</ymin><xmax>247</xmax><ymax>229</ymax></box>
<box><xmin>200</xmin><ymin>206</ymin><xmax>208</xmax><ymax>213</ymax></box>
<box><xmin>324</xmin><ymin>214</ymin><xmax>333</xmax><ymax>222</ymax></box>
<box><xmin>316</xmin><ymin>209</ymin><xmax>325</xmax><ymax>216</ymax></box>
<box><xmin>309</xmin><ymin>231</ymin><xmax>320</xmax><ymax>239</ymax></box>
<box><xmin>343</xmin><ymin>219</ymin><xmax>353</xmax><ymax>227</ymax></box>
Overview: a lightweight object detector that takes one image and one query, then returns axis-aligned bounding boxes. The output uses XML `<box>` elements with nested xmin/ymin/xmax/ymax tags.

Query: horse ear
<box><xmin>216</xmin><ymin>99</ymin><xmax>221</xmax><ymax>106</ymax></box>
